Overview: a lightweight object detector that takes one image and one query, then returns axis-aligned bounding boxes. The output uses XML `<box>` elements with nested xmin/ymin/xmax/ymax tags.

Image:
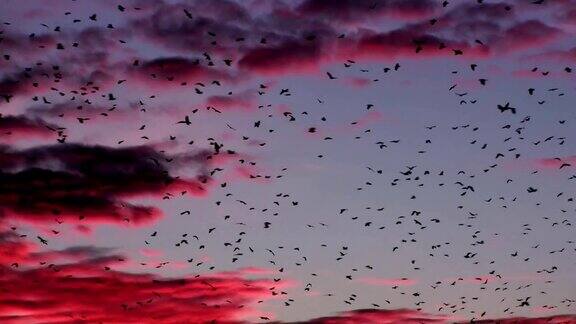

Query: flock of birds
<box><xmin>1</xmin><ymin>0</ymin><xmax>575</xmax><ymax>323</ymax></box>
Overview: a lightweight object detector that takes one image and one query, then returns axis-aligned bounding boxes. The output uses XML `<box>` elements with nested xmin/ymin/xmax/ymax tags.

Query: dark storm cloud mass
<box><xmin>0</xmin><ymin>144</ymin><xmax>211</xmax><ymax>226</ymax></box>
<box><xmin>1</xmin><ymin>0</ymin><xmax>576</xmax><ymax>323</ymax></box>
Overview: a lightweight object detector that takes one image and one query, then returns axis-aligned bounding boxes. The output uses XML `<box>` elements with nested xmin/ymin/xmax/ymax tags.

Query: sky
<box><xmin>0</xmin><ymin>0</ymin><xmax>576</xmax><ymax>323</ymax></box>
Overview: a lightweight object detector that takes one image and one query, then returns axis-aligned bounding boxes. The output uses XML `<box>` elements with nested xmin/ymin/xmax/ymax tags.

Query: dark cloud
<box><xmin>0</xmin><ymin>144</ymin><xmax>211</xmax><ymax>226</ymax></box>
<box><xmin>239</xmin><ymin>40</ymin><xmax>323</xmax><ymax>74</ymax></box>
<box><xmin>0</xmin><ymin>115</ymin><xmax>60</xmax><ymax>141</ymax></box>
<box><xmin>0</xmin><ymin>231</ymin><xmax>114</xmax><ymax>265</ymax></box>
<box><xmin>0</xmin><ymin>63</ymin><xmax>72</xmax><ymax>103</ymax></box>
<box><xmin>0</xmin><ymin>32</ymin><xmax>56</xmax><ymax>66</ymax></box>
<box><xmin>129</xmin><ymin>1</ymin><xmax>251</xmax><ymax>54</ymax></box>
<box><xmin>131</xmin><ymin>56</ymin><xmax>235</xmax><ymax>86</ymax></box>
<box><xmin>0</xmin><ymin>71</ymin><xmax>42</xmax><ymax>102</ymax></box>
<box><xmin>297</xmin><ymin>0</ymin><xmax>437</xmax><ymax>22</ymax></box>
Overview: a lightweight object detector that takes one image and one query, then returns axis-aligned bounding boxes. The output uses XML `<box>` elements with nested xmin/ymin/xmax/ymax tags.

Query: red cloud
<box><xmin>350</xmin><ymin>30</ymin><xmax>488</xmax><ymax>60</ymax></box>
<box><xmin>1</xmin><ymin>232</ymin><xmax>575</xmax><ymax>324</ymax></box>
<box><xmin>0</xmin><ymin>231</ymin><xmax>114</xmax><ymax>267</ymax></box>
<box><xmin>0</xmin><ymin>232</ymin><xmax>36</xmax><ymax>266</ymax></box>
<box><xmin>238</xmin><ymin>27</ymin><xmax>490</xmax><ymax>78</ymax></box>
<box><xmin>0</xmin><ymin>233</ymin><xmax>281</xmax><ymax>324</ymax></box>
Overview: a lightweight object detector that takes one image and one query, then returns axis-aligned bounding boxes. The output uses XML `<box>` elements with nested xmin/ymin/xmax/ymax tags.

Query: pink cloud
<box><xmin>343</xmin><ymin>77</ymin><xmax>372</xmax><ymax>88</ymax></box>
<box><xmin>533</xmin><ymin>156</ymin><xmax>575</xmax><ymax>170</ymax></box>
<box><xmin>206</xmin><ymin>90</ymin><xmax>256</xmax><ymax>111</ymax></box>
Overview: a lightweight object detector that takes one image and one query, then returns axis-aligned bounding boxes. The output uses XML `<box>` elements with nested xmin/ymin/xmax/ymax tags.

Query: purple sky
<box><xmin>1</xmin><ymin>0</ymin><xmax>576</xmax><ymax>323</ymax></box>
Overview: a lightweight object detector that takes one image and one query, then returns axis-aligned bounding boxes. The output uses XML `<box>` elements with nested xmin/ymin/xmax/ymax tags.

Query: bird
<box><xmin>183</xmin><ymin>9</ymin><xmax>193</xmax><ymax>19</ymax></box>
<box><xmin>497</xmin><ymin>102</ymin><xmax>516</xmax><ymax>114</ymax></box>
<box><xmin>177</xmin><ymin>115</ymin><xmax>191</xmax><ymax>125</ymax></box>
<box><xmin>326</xmin><ymin>72</ymin><xmax>337</xmax><ymax>79</ymax></box>
<box><xmin>37</xmin><ymin>236</ymin><xmax>48</xmax><ymax>245</ymax></box>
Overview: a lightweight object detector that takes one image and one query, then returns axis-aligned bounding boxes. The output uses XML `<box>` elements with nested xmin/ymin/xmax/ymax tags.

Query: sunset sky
<box><xmin>1</xmin><ymin>0</ymin><xmax>576</xmax><ymax>323</ymax></box>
